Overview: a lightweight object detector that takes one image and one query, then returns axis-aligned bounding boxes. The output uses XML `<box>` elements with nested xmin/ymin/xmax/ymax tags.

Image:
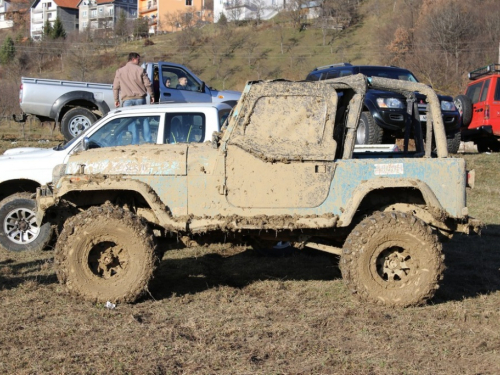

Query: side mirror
<box><xmin>200</xmin><ymin>81</ymin><xmax>206</xmax><ymax>93</ymax></box>
<box><xmin>82</xmin><ymin>137</ymin><xmax>90</xmax><ymax>151</ymax></box>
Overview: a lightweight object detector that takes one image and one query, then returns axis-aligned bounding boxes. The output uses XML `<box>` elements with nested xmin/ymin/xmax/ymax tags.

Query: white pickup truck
<box><xmin>18</xmin><ymin>61</ymin><xmax>241</xmax><ymax>141</ymax></box>
<box><xmin>0</xmin><ymin>102</ymin><xmax>232</xmax><ymax>253</ymax></box>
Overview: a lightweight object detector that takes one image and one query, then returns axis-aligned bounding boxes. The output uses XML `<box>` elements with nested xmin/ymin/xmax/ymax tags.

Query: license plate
<box><xmin>419</xmin><ymin>115</ymin><xmax>427</xmax><ymax>122</ymax></box>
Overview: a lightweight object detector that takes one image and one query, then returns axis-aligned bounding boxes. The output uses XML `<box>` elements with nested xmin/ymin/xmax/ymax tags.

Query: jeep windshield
<box><xmin>357</xmin><ymin>67</ymin><xmax>419</xmax><ymax>82</ymax></box>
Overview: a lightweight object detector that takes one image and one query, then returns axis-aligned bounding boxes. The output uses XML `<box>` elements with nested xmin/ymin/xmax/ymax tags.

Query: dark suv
<box><xmin>305</xmin><ymin>63</ymin><xmax>461</xmax><ymax>152</ymax></box>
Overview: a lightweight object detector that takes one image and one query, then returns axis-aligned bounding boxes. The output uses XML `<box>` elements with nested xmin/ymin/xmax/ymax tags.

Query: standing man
<box><xmin>113</xmin><ymin>52</ymin><xmax>154</xmax><ymax>107</ymax></box>
<box><xmin>113</xmin><ymin>52</ymin><xmax>154</xmax><ymax>143</ymax></box>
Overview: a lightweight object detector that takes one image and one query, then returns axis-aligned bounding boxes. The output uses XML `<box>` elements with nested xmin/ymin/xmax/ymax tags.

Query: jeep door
<box><xmin>224</xmin><ymin>82</ymin><xmax>338</xmax><ymax>209</ymax></box>
<box><xmin>466</xmin><ymin>77</ymin><xmax>491</xmax><ymax>130</ymax></box>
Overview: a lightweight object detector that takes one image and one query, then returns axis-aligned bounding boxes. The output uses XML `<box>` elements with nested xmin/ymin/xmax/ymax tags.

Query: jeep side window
<box><xmin>480</xmin><ymin>79</ymin><xmax>491</xmax><ymax>102</ymax></box>
<box><xmin>466</xmin><ymin>81</ymin><xmax>483</xmax><ymax>103</ymax></box>
<box><xmin>495</xmin><ymin>79</ymin><xmax>500</xmax><ymax>101</ymax></box>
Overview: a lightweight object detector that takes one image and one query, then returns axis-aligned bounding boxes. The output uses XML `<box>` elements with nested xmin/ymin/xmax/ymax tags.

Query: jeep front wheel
<box><xmin>55</xmin><ymin>205</ymin><xmax>158</xmax><ymax>303</ymax></box>
<box><xmin>340</xmin><ymin>211</ymin><xmax>444</xmax><ymax>307</ymax></box>
<box><xmin>356</xmin><ymin>111</ymin><xmax>383</xmax><ymax>145</ymax></box>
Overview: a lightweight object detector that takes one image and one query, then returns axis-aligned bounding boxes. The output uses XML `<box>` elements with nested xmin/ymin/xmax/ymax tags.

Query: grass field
<box><xmin>0</xmin><ymin>139</ymin><xmax>499</xmax><ymax>374</ymax></box>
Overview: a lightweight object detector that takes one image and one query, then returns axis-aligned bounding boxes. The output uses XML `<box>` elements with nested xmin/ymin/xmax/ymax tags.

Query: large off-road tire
<box><xmin>0</xmin><ymin>193</ymin><xmax>53</xmax><ymax>253</ymax></box>
<box><xmin>356</xmin><ymin>111</ymin><xmax>383</xmax><ymax>145</ymax></box>
<box><xmin>454</xmin><ymin>94</ymin><xmax>472</xmax><ymax>127</ymax></box>
<box><xmin>61</xmin><ymin>107</ymin><xmax>97</xmax><ymax>141</ymax></box>
<box><xmin>55</xmin><ymin>205</ymin><xmax>158</xmax><ymax>303</ymax></box>
<box><xmin>340</xmin><ymin>211</ymin><xmax>444</xmax><ymax>307</ymax></box>
<box><xmin>446</xmin><ymin>131</ymin><xmax>461</xmax><ymax>154</ymax></box>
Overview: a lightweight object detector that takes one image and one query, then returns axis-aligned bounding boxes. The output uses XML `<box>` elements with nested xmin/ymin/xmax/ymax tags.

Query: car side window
<box><xmin>165</xmin><ymin>113</ymin><xmax>206</xmax><ymax>143</ymax></box>
<box><xmin>87</xmin><ymin>116</ymin><xmax>160</xmax><ymax>148</ymax></box>
<box><xmin>324</xmin><ymin>71</ymin><xmax>339</xmax><ymax>79</ymax></box>
<box><xmin>161</xmin><ymin>67</ymin><xmax>201</xmax><ymax>92</ymax></box>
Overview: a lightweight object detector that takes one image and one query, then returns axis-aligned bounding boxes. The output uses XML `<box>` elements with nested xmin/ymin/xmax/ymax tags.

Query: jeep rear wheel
<box><xmin>0</xmin><ymin>193</ymin><xmax>53</xmax><ymax>253</ymax></box>
<box><xmin>55</xmin><ymin>205</ymin><xmax>158</xmax><ymax>303</ymax></box>
<box><xmin>61</xmin><ymin>107</ymin><xmax>97</xmax><ymax>141</ymax></box>
<box><xmin>340</xmin><ymin>211</ymin><xmax>444</xmax><ymax>307</ymax></box>
<box><xmin>356</xmin><ymin>111</ymin><xmax>383</xmax><ymax>145</ymax></box>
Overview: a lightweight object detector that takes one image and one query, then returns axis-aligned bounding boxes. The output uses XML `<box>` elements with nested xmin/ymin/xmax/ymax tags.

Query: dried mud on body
<box><xmin>1</xmin><ymin>152</ymin><xmax>500</xmax><ymax>374</ymax></box>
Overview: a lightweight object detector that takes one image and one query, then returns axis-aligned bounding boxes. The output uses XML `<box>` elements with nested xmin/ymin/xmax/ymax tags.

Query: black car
<box><xmin>306</xmin><ymin>63</ymin><xmax>461</xmax><ymax>152</ymax></box>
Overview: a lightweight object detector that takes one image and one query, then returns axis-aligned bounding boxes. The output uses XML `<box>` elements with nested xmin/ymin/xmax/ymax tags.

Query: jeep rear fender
<box><xmin>48</xmin><ymin>177</ymin><xmax>186</xmax><ymax>231</ymax></box>
<box><xmin>50</xmin><ymin>91</ymin><xmax>110</xmax><ymax>124</ymax></box>
<box><xmin>339</xmin><ymin>178</ymin><xmax>443</xmax><ymax>226</ymax></box>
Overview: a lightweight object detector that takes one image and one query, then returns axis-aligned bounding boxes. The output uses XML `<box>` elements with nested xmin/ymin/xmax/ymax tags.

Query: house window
<box><xmin>47</xmin><ymin>12</ymin><xmax>53</xmax><ymax>18</ymax></box>
<box><xmin>99</xmin><ymin>6</ymin><xmax>103</xmax><ymax>12</ymax></box>
<box><xmin>82</xmin><ymin>10</ymin><xmax>87</xmax><ymax>16</ymax></box>
<box><xmin>147</xmin><ymin>1</ymin><xmax>151</xmax><ymax>8</ymax></box>
<box><xmin>131</xmin><ymin>9</ymin><xmax>136</xmax><ymax>16</ymax></box>
<box><xmin>91</xmin><ymin>9</ymin><xmax>97</xmax><ymax>16</ymax></box>
<box><xmin>46</xmin><ymin>2</ymin><xmax>52</xmax><ymax>8</ymax></box>
<box><xmin>186</xmin><ymin>0</ymin><xmax>192</xmax><ymax>5</ymax></box>
<box><xmin>83</xmin><ymin>21</ymin><xmax>87</xmax><ymax>27</ymax></box>
<box><xmin>109</xmin><ymin>8</ymin><xmax>113</xmax><ymax>15</ymax></box>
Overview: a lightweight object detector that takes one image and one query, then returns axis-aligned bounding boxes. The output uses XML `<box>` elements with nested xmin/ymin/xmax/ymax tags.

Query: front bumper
<box><xmin>373</xmin><ymin>108</ymin><xmax>460</xmax><ymax>134</ymax></box>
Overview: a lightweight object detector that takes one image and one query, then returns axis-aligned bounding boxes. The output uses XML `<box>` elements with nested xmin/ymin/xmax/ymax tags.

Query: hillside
<box><xmin>1</xmin><ymin>0</ymin><xmax>500</xmax><ymax>113</ymax></box>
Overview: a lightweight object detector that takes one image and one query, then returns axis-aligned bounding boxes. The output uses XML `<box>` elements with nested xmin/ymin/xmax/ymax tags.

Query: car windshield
<box><xmin>358</xmin><ymin>67</ymin><xmax>419</xmax><ymax>82</ymax></box>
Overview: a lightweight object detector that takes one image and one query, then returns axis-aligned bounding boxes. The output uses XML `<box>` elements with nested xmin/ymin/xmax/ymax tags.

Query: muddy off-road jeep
<box><xmin>36</xmin><ymin>74</ymin><xmax>479</xmax><ymax>307</ymax></box>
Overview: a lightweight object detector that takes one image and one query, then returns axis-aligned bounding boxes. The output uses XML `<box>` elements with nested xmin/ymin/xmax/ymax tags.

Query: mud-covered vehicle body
<box><xmin>37</xmin><ymin>74</ymin><xmax>478</xmax><ymax>307</ymax></box>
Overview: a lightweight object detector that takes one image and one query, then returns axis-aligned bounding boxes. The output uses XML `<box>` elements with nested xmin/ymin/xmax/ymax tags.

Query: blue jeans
<box><xmin>122</xmin><ymin>98</ymin><xmax>151</xmax><ymax>143</ymax></box>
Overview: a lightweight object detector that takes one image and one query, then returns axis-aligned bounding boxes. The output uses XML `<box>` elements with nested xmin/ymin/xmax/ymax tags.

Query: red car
<box><xmin>457</xmin><ymin>64</ymin><xmax>500</xmax><ymax>151</ymax></box>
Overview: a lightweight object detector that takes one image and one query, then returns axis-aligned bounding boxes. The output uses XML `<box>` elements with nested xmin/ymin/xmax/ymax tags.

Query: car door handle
<box><xmin>475</xmin><ymin>108</ymin><xmax>483</xmax><ymax>112</ymax></box>
<box><xmin>163</xmin><ymin>93</ymin><xmax>171</xmax><ymax>97</ymax></box>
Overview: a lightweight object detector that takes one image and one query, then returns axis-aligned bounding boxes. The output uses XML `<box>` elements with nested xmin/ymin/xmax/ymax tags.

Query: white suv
<box><xmin>0</xmin><ymin>102</ymin><xmax>232</xmax><ymax>253</ymax></box>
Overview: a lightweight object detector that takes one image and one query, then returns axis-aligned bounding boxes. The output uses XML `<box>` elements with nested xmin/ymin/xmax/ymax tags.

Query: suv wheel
<box><xmin>454</xmin><ymin>95</ymin><xmax>472</xmax><ymax>127</ymax></box>
<box><xmin>356</xmin><ymin>111</ymin><xmax>383</xmax><ymax>145</ymax></box>
<box><xmin>0</xmin><ymin>192</ymin><xmax>53</xmax><ymax>253</ymax></box>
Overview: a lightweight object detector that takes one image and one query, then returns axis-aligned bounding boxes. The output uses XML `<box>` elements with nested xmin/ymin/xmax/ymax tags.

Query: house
<box><xmin>0</xmin><ymin>0</ymin><xmax>29</xmax><ymax>29</ymax></box>
<box><xmin>138</xmin><ymin>0</ymin><xmax>211</xmax><ymax>34</ymax></box>
<box><xmin>78</xmin><ymin>0</ymin><xmax>137</xmax><ymax>34</ymax></box>
<box><xmin>213</xmin><ymin>0</ymin><xmax>283</xmax><ymax>23</ymax></box>
<box><xmin>30</xmin><ymin>0</ymin><xmax>80</xmax><ymax>40</ymax></box>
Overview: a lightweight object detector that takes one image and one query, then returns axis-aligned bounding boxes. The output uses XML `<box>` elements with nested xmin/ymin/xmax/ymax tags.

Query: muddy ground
<box><xmin>0</xmin><ymin>142</ymin><xmax>499</xmax><ymax>374</ymax></box>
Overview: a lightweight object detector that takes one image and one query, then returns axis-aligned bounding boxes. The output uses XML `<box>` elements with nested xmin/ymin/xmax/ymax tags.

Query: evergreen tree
<box><xmin>115</xmin><ymin>10</ymin><xmax>128</xmax><ymax>37</ymax></box>
<box><xmin>52</xmin><ymin>17</ymin><xmax>67</xmax><ymax>39</ymax></box>
<box><xmin>133</xmin><ymin>17</ymin><xmax>149</xmax><ymax>38</ymax></box>
<box><xmin>0</xmin><ymin>36</ymin><xmax>15</xmax><ymax>65</ymax></box>
<box><xmin>43</xmin><ymin>19</ymin><xmax>53</xmax><ymax>39</ymax></box>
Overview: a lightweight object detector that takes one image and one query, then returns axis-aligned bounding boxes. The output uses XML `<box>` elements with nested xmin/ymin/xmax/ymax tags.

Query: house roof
<box><xmin>31</xmin><ymin>0</ymin><xmax>80</xmax><ymax>9</ymax></box>
<box><xmin>54</xmin><ymin>0</ymin><xmax>80</xmax><ymax>8</ymax></box>
<box><xmin>75</xmin><ymin>0</ymin><xmax>116</xmax><ymax>7</ymax></box>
